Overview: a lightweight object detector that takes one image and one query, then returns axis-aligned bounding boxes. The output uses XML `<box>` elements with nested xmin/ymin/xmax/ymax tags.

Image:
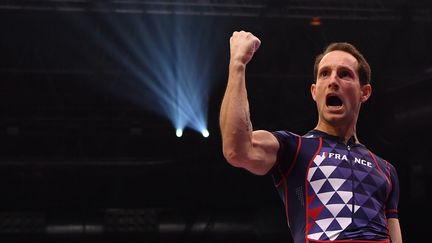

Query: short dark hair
<box><xmin>313</xmin><ymin>42</ymin><xmax>371</xmax><ymax>85</ymax></box>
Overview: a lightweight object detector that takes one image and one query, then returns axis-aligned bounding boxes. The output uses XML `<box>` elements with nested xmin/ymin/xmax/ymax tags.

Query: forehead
<box><xmin>318</xmin><ymin>50</ymin><xmax>358</xmax><ymax>71</ymax></box>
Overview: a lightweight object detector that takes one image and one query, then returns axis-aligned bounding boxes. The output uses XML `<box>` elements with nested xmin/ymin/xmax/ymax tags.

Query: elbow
<box><xmin>222</xmin><ymin>147</ymin><xmax>268</xmax><ymax>176</ymax></box>
<box><xmin>223</xmin><ymin>145</ymin><xmax>251</xmax><ymax>169</ymax></box>
<box><xmin>222</xmin><ymin>146</ymin><xmax>247</xmax><ymax>168</ymax></box>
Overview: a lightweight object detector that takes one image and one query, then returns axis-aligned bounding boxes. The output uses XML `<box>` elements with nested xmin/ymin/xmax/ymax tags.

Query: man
<box><xmin>219</xmin><ymin>31</ymin><xmax>402</xmax><ymax>243</ymax></box>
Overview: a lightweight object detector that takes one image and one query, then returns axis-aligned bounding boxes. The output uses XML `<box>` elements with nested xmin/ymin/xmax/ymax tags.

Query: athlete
<box><xmin>219</xmin><ymin>31</ymin><xmax>402</xmax><ymax>243</ymax></box>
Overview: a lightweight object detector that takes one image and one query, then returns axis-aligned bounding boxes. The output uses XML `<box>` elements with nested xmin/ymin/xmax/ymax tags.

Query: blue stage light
<box><xmin>201</xmin><ymin>129</ymin><xmax>209</xmax><ymax>138</ymax></box>
<box><xmin>73</xmin><ymin>13</ymin><xmax>217</xmax><ymax>138</ymax></box>
<box><xmin>176</xmin><ymin>128</ymin><xmax>183</xmax><ymax>138</ymax></box>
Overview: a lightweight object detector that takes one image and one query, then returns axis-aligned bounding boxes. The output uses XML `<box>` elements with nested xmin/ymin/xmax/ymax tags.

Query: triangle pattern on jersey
<box><xmin>310</xmin><ymin>168</ymin><xmax>326</xmax><ymax>182</ymax></box>
<box><xmin>361</xmin><ymin>205</ymin><xmax>380</xmax><ymax>221</ymax></box>
<box><xmin>345</xmin><ymin>203</ymin><xmax>360</xmax><ymax>213</ymax></box>
<box><xmin>313</xmin><ymin>154</ymin><xmax>325</xmax><ymax>166</ymax></box>
<box><xmin>308</xmin><ymin>167</ymin><xmax>318</xmax><ymax>181</ymax></box>
<box><xmin>310</xmin><ymin>179</ymin><xmax>326</xmax><ymax>194</ymax></box>
<box><xmin>310</xmin><ymin>194</ymin><xmax>325</xmax><ymax>209</ymax></box>
<box><xmin>353</xmin><ymin>182</ymin><xmax>369</xmax><ymax>197</ymax></box>
<box><xmin>308</xmin><ymin>232</ymin><xmax>324</xmax><ymax>240</ymax></box>
<box><xmin>362</xmin><ymin>198</ymin><xmax>377</xmax><ymax>210</ymax></box>
<box><xmin>336</xmin><ymin>160</ymin><xmax>352</xmax><ymax>169</ymax></box>
<box><xmin>362</xmin><ymin>173</ymin><xmax>381</xmax><ymax>187</ymax></box>
<box><xmin>325</xmin><ymin>229</ymin><xmax>343</xmax><ymax>240</ymax></box>
<box><xmin>316</xmin><ymin>206</ymin><xmax>334</xmax><ymax>220</ymax></box>
<box><xmin>327</xmin><ymin>191</ymin><xmax>345</xmax><ymax>205</ymax></box>
<box><xmin>328</xmin><ymin>167</ymin><xmax>347</xmax><ymax>178</ymax></box>
<box><xmin>309</xmin><ymin>220</ymin><xmax>325</xmax><ymax>234</ymax></box>
<box><xmin>335</xmin><ymin>217</ymin><xmax>351</xmax><ymax>230</ymax></box>
<box><xmin>321</xmin><ymin>156</ymin><xmax>341</xmax><ymax>166</ymax></box>
<box><xmin>353</xmin><ymin>169</ymin><xmax>369</xmax><ymax>182</ymax></box>
<box><xmin>319</xmin><ymin>165</ymin><xmax>337</xmax><ymax>178</ymax></box>
<box><xmin>354</xmin><ymin>205</ymin><xmax>361</xmax><ymax>213</ymax></box>
<box><xmin>315</xmin><ymin>218</ymin><xmax>334</xmax><ymax>232</ymax></box>
<box><xmin>319</xmin><ymin>231</ymin><xmax>330</xmax><ymax>240</ymax></box>
<box><xmin>353</xmin><ymin>217</ymin><xmax>369</xmax><ymax>227</ymax></box>
<box><xmin>347</xmin><ymin>196</ymin><xmax>353</xmax><ymax>206</ymax></box>
<box><xmin>306</xmin><ymin>141</ymin><xmax>391</xmax><ymax>241</ymax></box>
<box><xmin>317</xmin><ymin>191</ymin><xmax>335</xmax><ymax>205</ymax></box>
<box><xmin>336</xmin><ymin>205</ymin><xmax>353</xmax><ymax>217</ymax></box>
<box><xmin>318</xmin><ymin>180</ymin><xmax>335</xmax><ymax>194</ymax></box>
<box><xmin>353</xmin><ymin>207</ymin><xmax>369</xmax><ymax>219</ymax></box>
<box><xmin>353</xmin><ymin>192</ymin><xmax>370</xmax><ymax>207</ymax></box>
<box><xmin>328</xmin><ymin>178</ymin><xmax>345</xmax><ymax>191</ymax></box>
<box><xmin>336</xmin><ymin>191</ymin><xmax>352</xmax><ymax>204</ymax></box>
<box><xmin>326</xmin><ymin>204</ymin><xmax>345</xmax><ymax>217</ymax></box>
<box><xmin>338</xmin><ymin>179</ymin><xmax>353</xmax><ymax>192</ymax></box>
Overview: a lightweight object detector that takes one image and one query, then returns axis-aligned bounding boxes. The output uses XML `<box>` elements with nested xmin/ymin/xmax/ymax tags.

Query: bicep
<box><xmin>242</xmin><ymin>130</ymin><xmax>279</xmax><ymax>175</ymax></box>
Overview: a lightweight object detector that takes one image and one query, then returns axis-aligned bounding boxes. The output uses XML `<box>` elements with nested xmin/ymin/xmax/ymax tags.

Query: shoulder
<box><xmin>366</xmin><ymin>149</ymin><xmax>392</xmax><ymax>165</ymax></box>
<box><xmin>272</xmin><ymin>130</ymin><xmax>300</xmax><ymax>139</ymax></box>
<box><xmin>366</xmin><ymin>149</ymin><xmax>399</xmax><ymax>175</ymax></box>
<box><xmin>271</xmin><ymin>130</ymin><xmax>304</xmax><ymax>149</ymax></box>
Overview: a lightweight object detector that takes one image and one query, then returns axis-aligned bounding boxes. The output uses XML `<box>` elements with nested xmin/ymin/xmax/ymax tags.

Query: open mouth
<box><xmin>326</xmin><ymin>94</ymin><xmax>343</xmax><ymax>108</ymax></box>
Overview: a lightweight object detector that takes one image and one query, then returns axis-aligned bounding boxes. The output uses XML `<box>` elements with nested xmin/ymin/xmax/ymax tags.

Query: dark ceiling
<box><xmin>0</xmin><ymin>1</ymin><xmax>431</xmax><ymax>243</ymax></box>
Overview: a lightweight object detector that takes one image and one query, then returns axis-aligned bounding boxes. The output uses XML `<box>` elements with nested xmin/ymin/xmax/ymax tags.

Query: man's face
<box><xmin>311</xmin><ymin>50</ymin><xmax>371</xmax><ymax>128</ymax></box>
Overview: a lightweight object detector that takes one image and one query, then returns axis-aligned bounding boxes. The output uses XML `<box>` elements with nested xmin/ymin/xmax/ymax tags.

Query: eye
<box><xmin>338</xmin><ymin>69</ymin><xmax>353</xmax><ymax>79</ymax></box>
<box><xmin>319</xmin><ymin>69</ymin><xmax>329</xmax><ymax>78</ymax></box>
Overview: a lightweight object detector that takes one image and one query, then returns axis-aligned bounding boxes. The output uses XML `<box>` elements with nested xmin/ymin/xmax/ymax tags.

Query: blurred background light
<box><xmin>77</xmin><ymin>12</ymin><xmax>218</xmax><ymax>138</ymax></box>
<box><xmin>176</xmin><ymin>128</ymin><xmax>183</xmax><ymax>138</ymax></box>
<box><xmin>201</xmin><ymin>129</ymin><xmax>210</xmax><ymax>138</ymax></box>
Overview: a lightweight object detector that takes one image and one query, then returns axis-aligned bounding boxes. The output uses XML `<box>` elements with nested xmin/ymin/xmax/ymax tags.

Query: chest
<box><xmin>305</xmin><ymin>143</ymin><xmax>390</xmax><ymax>205</ymax></box>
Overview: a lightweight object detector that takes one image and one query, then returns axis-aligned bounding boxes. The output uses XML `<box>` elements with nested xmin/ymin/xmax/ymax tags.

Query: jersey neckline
<box><xmin>305</xmin><ymin>129</ymin><xmax>365</xmax><ymax>147</ymax></box>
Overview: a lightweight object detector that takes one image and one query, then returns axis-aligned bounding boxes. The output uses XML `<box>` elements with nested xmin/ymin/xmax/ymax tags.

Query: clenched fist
<box><xmin>230</xmin><ymin>31</ymin><xmax>261</xmax><ymax>65</ymax></box>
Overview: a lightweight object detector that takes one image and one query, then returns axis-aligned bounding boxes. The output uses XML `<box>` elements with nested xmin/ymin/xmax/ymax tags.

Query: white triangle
<box><xmin>313</xmin><ymin>154</ymin><xmax>325</xmax><ymax>166</ymax></box>
<box><xmin>308</xmin><ymin>167</ymin><xmax>317</xmax><ymax>181</ymax></box>
<box><xmin>325</xmin><ymin>230</ymin><xmax>343</xmax><ymax>240</ymax></box>
<box><xmin>328</xmin><ymin>178</ymin><xmax>346</xmax><ymax>191</ymax></box>
<box><xmin>326</xmin><ymin>204</ymin><xmax>345</xmax><ymax>217</ymax></box>
<box><xmin>345</xmin><ymin>204</ymin><xmax>354</xmax><ymax>213</ymax></box>
<box><xmin>335</xmin><ymin>217</ymin><xmax>351</xmax><ymax>230</ymax></box>
<box><xmin>315</xmin><ymin>218</ymin><xmax>334</xmax><ymax>231</ymax></box>
<box><xmin>337</xmin><ymin>191</ymin><xmax>352</xmax><ymax>204</ymax></box>
<box><xmin>319</xmin><ymin>165</ymin><xmax>337</xmax><ymax>178</ymax></box>
<box><xmin>345</xmin><ymin>204</ymin><xmax>361</xmax><ymax>213</ymax></box>
<box><xmin>318</xmin><ymin>191</ymin><xmax>335</xmax><ymax>205</ymax></box>
<box><xmin>354</xmin><ymin>205</ymin><xmax>361</xmax><ymax>213</ymax></box>
<box><xmin>310</xmin><ymin>179</ymin><xmax>326</xmax><ymax>194</ymax></box>
<box><xmin>308</xmin><ymin>232</ymin><xmax>324</xmax><ymax>240</ymax></box>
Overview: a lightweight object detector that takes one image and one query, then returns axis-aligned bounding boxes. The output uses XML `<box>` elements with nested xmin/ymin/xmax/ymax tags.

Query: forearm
<box><xmin>220</xmin><ymin>61</ymin><xmax>253</xmax><ymax>164</ymax></box>
<box><xmin>388</xmin><ymin>218</ymin><xmax>402</xmax><ymax>243</ymax></box>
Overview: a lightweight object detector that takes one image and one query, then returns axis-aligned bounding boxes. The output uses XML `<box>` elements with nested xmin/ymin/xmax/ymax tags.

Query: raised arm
<box><xmin>219</xmin><ymin>31</ymin><xmax>279</xmax><ymax>175</ymax></box>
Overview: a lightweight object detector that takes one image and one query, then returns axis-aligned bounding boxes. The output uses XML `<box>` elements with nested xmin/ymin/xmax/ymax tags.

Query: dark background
<box><xmin>0</xmin><ymin>1</ymin><xmax>431</xmax><ymax>243</ymax></box>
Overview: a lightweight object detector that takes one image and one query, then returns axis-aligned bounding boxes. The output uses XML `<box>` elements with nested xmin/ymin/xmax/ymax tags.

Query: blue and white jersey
<box><xmin>270</xmin><ymin>129</ymin><xmax>399</xmax><ymax>243</ymax></box>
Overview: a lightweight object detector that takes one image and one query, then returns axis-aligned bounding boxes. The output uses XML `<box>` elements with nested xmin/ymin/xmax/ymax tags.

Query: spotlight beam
<box><xmin>71</xmin><ymin>12</ymin><xmax>217</xmax><ymax>137</ymax></box>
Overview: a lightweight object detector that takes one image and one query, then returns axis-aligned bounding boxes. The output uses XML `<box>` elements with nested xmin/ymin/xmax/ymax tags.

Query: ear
<box><xmin>360</xmin><ymin>84</ymin><xmax>372</xmax><ymax>103</ymax></box>
<box><xmin>311</xmin><ymin>83</ymin><xmax>317</xmax><ymax>101</ymax></box>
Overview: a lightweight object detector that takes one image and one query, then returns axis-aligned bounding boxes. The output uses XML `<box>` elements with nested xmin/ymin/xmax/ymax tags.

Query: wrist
<box><xmin>229</xmin><ymin>60</ymin><xmax>246</xmax><ymax>72</ymax></box>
